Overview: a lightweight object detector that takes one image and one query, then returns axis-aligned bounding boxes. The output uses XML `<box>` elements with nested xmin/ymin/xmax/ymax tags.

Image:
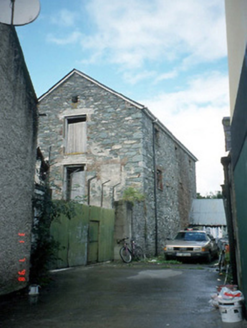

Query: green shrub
<box><xmin>122</xmin><ymin>187</ymin><xmax>145</xmax><ymax>204</ymax></box>
<box><xmin>30</xmin><ymin>185</ymin><xmax>76</xmax><ymax>285</ymax></box>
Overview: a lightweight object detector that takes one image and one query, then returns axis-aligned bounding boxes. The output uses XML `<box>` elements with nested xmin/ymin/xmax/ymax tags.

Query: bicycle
<box><xmin>117</xmin><ymin>237</ymin><xmax>145</xmax><ymax>263</ymax></box>
<box><xmin>218</xmin><ymin>239</ymin><xmax>229</xmax><ymax>274</ymax></box>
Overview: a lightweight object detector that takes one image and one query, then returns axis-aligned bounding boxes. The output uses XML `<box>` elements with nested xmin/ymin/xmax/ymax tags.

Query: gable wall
<box><xmin>38</xmin><ymin>73</ymin><xmax>145</xmax><ymax>207</ymax></box>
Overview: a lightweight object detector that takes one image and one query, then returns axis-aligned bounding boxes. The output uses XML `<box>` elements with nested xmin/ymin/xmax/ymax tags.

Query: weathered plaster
<box><xmin>0</xmin><ymin>25</ymin><xmax>37</xmax><ymax>295</ymax></box>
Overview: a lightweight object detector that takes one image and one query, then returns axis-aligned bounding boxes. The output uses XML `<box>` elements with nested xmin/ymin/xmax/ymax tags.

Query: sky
<box><xmin>16</xmin><ymin>0</ymin><xmax>230</xmax><ymax>196</ymax></box>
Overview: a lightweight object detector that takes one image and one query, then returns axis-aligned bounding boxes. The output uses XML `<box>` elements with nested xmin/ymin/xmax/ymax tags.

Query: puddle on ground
<box><xmin>127</xmin><ymin>269</ymin><xmax>183</xmax><ymax>280</ymax></box>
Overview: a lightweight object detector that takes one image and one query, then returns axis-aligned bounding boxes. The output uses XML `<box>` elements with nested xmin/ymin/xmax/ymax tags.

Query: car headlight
<box><xmin>164</xmin><ymin>246</ymin><xmax>173</xmax><ymax>251</ymax></box>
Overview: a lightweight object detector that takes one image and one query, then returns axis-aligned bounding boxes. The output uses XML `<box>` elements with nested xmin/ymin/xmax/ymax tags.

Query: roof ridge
<box><xmin>38</xmin><ymin>68</ymin><xmax>144</xmax><ymax>109</ymax></box>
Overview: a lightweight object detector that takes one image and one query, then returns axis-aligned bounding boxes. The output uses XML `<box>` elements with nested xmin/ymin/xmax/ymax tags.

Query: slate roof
<box><xmin>189</xmin><ymin>199</ymin><xmax>226</xmax><ymax>226</ymax></box>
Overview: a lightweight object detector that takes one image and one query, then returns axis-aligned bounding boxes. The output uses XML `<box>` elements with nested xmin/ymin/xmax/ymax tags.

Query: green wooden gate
<box><xmin>50</xmin><ymin>204</ymin><xmax>115</xmax><ymax>268</ymax></box>
<box><xmin>88</xmin><ymin>220</ymin><xmax>99</xmax><ymax>263</ymax></box>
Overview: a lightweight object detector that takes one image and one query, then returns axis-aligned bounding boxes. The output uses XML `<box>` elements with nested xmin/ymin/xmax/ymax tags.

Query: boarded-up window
<box><xmin>65</xmin><ymin>165</ymin><xmax>85</xmax><ymax>201</ymax></box>
<box><xmin>66</xmin><ymin>116</ymin><xmax>87</xmax><ymax>153</ymax></box>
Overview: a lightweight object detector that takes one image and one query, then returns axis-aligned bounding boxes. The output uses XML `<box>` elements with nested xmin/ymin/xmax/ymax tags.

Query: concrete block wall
<box><xmin>0</xmin><ymin>24</ymin><xmax>37</xmax><ymax>295</ymax></box>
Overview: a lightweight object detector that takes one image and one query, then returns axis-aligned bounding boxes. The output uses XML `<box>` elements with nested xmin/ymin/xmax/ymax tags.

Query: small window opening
<box><xmin>72</xmin><ymin>95</ymin><xmax>79</xmax><ymax>103</ymax></box>
<box><xmin>156</xmin><ymin>169</ymin><xmax>163</xmax><ymax>191</ymax></box>
<box><xmin>66</xmin><ymin>165</ymin><xmax>85</xmax><ymax>201</ymax></box>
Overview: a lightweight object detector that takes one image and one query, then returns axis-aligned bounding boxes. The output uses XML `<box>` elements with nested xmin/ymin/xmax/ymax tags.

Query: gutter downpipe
<box><xmin>112</xmin><ymin>182</ymin><xmax>121</xmax><ymax>208</ymax></box>
<box><xmin>101</xmin><ymin>180</ymin><xmax>110</xmax><ymax>207</ymax></box>
<box><xmin>87</xmin><ymin>176</ymin><xmax>97</xmax><ymax>205</ymax></box>
<box><xmin>221</xmin><ymin>155</ymin><xmax>238</xmax><ymax>285</ymax></box>
<box><xmin>152</xmin><ymin>120</ymin><xmax>158</xmax><ymax>256</ymax></box>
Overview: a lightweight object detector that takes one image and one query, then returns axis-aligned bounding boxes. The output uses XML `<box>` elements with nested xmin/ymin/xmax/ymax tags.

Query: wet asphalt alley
<box><xmin>0</xmin><ymin>262</ymin><xmax>246</xmax><ymax>328</ymax></box>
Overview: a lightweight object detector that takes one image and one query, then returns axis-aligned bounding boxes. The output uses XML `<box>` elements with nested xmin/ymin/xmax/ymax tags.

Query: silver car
<box><xmin>164</xmin><ymin>230</ymin><xmax>218</xmax><ymax>262</ymax></box>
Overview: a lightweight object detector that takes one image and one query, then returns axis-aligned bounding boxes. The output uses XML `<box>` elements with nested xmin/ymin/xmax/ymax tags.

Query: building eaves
<box><xmin>142</xmin><ymin>106</ymin><xmax>198</xmax><ymax>162</ymax></box>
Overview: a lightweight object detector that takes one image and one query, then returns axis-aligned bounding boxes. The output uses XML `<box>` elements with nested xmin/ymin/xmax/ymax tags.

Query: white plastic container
<box><xmin>29</xmin><ymin>284</ymin><xmax>40</xmax><ymax>295</ymax></box>
<box><xmin>219</xmin><ymin>300</ymin><xmax>243</xmax><ymax>323</ymax></box>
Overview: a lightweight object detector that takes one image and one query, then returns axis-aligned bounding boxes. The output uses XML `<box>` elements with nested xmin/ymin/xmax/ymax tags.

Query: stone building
<box><xmin>0</xmin><ymin>24</ymin><xmax>37</xmax><ymax>295</ymax></box>
<box><xmin>38</xmin><ymin>69</ymin><xmax>197</xmax><ymax>255</ymax></box>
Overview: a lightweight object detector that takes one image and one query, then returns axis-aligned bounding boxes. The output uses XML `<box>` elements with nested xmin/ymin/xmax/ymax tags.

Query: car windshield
<box><xmin>174</xmin><ymin>232</ymin><xmax>207</xmax><ymax>242</ymax></box>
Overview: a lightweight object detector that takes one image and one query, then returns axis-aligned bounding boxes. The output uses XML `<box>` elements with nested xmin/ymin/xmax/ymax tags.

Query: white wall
<box><xmin>225</xmin><ymin>0</ymin><xmax>247</xmax><ymax>118</ymax></box>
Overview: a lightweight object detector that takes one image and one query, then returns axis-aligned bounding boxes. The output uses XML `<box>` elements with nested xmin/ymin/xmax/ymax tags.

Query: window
<box><xmin>65</xmin><ymin>116</ymin><xmax>87</xmax><ymax>154</ymax></box>
<box><xmin>156</xmin><ymin>168</ymin><xmax>163</xmax><ymax>190</ymax></box>
<box><xmin>65</xmin><ymin>165</ymin><xmax>85</xmax><ymax>201</ymax></box>
<box><xmin>175</xmin><ymin>232</ymin><xmax>207</xmax><ymax>242</ymax></box>
<box><xmin>71</xmin><ymin>95</ymin><xmax>79</xmax><ymax>103</ymax></box>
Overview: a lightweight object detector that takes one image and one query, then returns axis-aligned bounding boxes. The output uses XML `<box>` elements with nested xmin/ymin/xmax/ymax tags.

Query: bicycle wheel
<box><xmin>219</xmin><ymin>252</ymin><xmax>225</xmax><ymax>273</ymax></box>
<box><xmin>119</xmin><ymin>246</ymin><xmax>132</xmax><ymax>263</ymax></box>
<box><xmin>134</xmin><ymin>246</ymin><xmax>145</xmax><ymax>261</ymax></box>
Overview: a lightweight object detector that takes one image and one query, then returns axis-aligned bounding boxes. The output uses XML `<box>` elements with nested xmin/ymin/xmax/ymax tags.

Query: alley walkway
<box><xmin>0</xmin><ymin>262</ymin><xmax>246</xmax><ymax>328</ymax></box>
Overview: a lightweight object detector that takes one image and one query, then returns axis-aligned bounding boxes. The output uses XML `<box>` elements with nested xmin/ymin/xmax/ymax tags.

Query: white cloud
<box><xmin>123</xmin><ymin>70</ymin><xmax>156</xmax><ymax>85</ymax></box>
<box><xmin>47</xmin><ymin>31</ymin><xmax>82</xmax><ymax>45</ymax></box>
<box><xmin>82</xmin><ymin>0</ymin><xmax>227</xmax><ymax>68</ymax></box>
<box><xmin>50</xmin><ymin>9</ymin><xmax>78</xmax><ymax>27</ymax></box>
<box><xmin>154</xmin><ymin>70</ymin><xmax>178</xmax><ymax>83</ymax></box>
<box><xmin>121</xmin><ymin>69</ymin><xmax>178</xmax><ymax>86</ymax></box>
<box><xmin>46</xmin><ymin>1</ymin><xmax>227</xmax><ymax>71</ymax></box>
<box><xmin>141</xmin><ymin>71</ymin><xmax>230</xmax><ymax>195</ymax></box>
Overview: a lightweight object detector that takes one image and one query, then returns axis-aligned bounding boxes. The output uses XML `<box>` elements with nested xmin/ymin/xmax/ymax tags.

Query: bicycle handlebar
<box><xmin>117</xmin><ymin>237</ymin><xmax>129</xmax><ymax>244</ymax></box>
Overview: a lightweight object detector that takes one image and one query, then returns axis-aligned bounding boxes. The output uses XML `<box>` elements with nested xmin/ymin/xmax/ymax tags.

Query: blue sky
<box><xmin>16</xmin><ymin>0</ymin><xmax>229</xmax><ymax>196</ymax></box>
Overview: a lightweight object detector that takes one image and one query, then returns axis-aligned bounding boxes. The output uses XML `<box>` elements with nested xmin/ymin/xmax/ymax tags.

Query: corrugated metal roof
<box><xmin>189</xmin><ymin>199</ymin><xmax>226</xmax><ymax>226</ymax></box>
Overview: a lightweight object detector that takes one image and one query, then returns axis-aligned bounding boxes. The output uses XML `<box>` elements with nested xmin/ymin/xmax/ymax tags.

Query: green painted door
<box><xmin>88</xmin><ymin>220</ymin><xmax>99</xmax><ymax>263</ymax></box>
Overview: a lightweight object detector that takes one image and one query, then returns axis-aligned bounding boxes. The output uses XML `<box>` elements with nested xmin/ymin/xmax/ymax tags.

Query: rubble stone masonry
<box><xmin>38</xmin><ymin>70</ymin><xmax>196</xmax><ymax>255</ymax></box>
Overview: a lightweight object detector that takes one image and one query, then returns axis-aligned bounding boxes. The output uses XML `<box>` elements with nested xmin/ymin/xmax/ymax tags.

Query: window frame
<box><xmin>64</xmin><ymin>164</ymin><xmax>85</xmax><ymax>201</ymax></box>
<box><xmin>64</xmin><ymin>115</ymin><xmax>87</xmax><ymax>154</ymax></box>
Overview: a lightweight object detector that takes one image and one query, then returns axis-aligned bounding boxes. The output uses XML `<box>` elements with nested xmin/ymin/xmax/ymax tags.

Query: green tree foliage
<box><xmin>196</xmin><ymin>191</ymin><xmax>223</xmax><ymax>199</ymax></box>
<box><xmin>122</xmin><ymin>187</ymin><xmax>145</xmax><ymax>204</ymax></box>
<box><xmin>30</xmin><ymin>185</ymin><xmax>76</xmax><ymax>285</ymax></box>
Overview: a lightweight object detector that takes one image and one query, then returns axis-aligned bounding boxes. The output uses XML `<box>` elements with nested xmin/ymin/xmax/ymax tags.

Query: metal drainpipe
<box><xmin>152</xmin><ymin>120</ymin><xmax>158</xmax><ymax>256</ymax></box>
<box><xmin>10</xmin><ymin>0</ymin><xmax>15</xmax><ymax>25</ymax></box>
<box><xmin>112</xmin><ymin>182</ymin><xmax>121</xmax><ymax>208</ymax></box>
<box><xmin>221</xmin><ymin>156</ymin><xmax>238</xmax><ymax>284</ymax></box>
<box><xmin>47</xmin><ymin>146</ymin><xmax>52</xmax><ymax>182</ymax></box>
<box><xmin>87</xmin><ymin>176</ymin><xmax>97</xmax><ymax>205</ymax></box>
<box><xmin>101</xmin><ymin>180</ymin><xmax>110</xmax><ymax>207</ymax></box>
